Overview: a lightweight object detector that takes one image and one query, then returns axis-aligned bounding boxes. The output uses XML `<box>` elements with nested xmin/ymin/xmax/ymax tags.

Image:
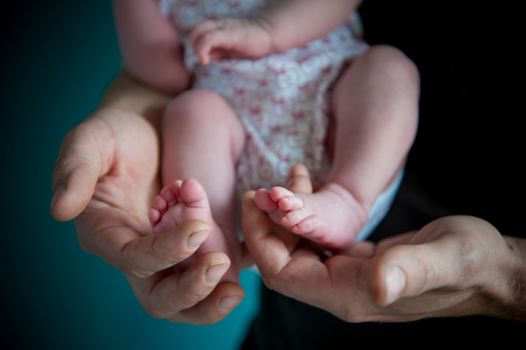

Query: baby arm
<box><xmin>192</xmin><ymin>0</ymin><xmax>361</xmax><ymax>64</ymax></box>
<box><xmin>113</xmin><ymin>0</ymin><xmax>190</xmax><ymax>93</ymax></box>
<box><xmin>261</xmin><ymin>0</ymin><xmax>361</xmax><ymax>51</ymax></box>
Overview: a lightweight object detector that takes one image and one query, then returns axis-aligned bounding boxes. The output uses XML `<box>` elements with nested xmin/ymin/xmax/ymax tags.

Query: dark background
<box><xmin>2</xmin><ymin>0</ymin><xmax>524</xmax><ymax>349</ymax></box>
<box><xmin>1</xmin><ymin>1</ymin><xmax>259</xmax><ymax>349</ymax></box>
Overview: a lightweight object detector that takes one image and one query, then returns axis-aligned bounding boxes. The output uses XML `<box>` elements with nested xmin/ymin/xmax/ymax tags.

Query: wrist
<box><xmin>499</xmin><ymin>236</ymin><xmax>526</xmax><ymax>319</ymax></box>
<box><xmin>99</xmin><ymin>70</ymin><xmax>171</xmax><ymax>122</ymax></box>
<box><xmin>479</xmin><ymin>235</ymin><xmax>526</xmax><ymax>320</ymax></box>
<box><xmin>249</xmin><ymin>16</ymin><xmax>276</xmax><ymax>55</ymax></box>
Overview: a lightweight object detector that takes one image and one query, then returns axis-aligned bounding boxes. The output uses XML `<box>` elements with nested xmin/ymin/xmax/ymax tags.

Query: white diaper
<box><xmin>160</xmin><ymin>0</ymin><xmax>397</xmax><ymax>241</ymax></box>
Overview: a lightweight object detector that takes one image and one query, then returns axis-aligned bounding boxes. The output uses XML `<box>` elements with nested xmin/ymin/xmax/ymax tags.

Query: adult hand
<box><xmin>242</xmin><ymin>165</ymin><xmax>526</xmax><ymax>322</ymax></box>
<box><xmin>51</xmin><ymin>72</ymin><xmax>245</xmax><ymax>324</ymax></box>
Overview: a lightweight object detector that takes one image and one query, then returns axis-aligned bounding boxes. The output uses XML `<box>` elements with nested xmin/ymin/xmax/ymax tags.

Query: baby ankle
<box><xmin>321</xmin><ymin>182</ymin><xmax>369</xmax><ymax>227</ymax></box>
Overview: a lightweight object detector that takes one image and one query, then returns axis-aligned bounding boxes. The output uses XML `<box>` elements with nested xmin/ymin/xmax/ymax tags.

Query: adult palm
<box><xmin>242</xmin><ymin>166</ymin><xmax>524</xmax><ymax>322</ymax></box>
<box><xmin>51</xmin><ymin>73</ymin><xmax>244</xmax><ymax>324</ymax></box>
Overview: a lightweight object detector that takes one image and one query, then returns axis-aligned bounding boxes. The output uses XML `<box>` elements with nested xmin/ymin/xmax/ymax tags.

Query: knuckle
<box><xmin>455</xmin><ymin>235</ymin><xmax>486</xmax><ymax>286</ymax></box>
<box><xmin>62</xmin><ymin>125</ymin><xmax>81</xmax><ymax>145</ymax></box>
<box><xmin>157</xmin><ymin>252</ymin><xmax>180</xmax><ymax>270</ymax></box>
<box><xmin>342</xmin><ymin>310</ymin><xmax>365</xmax><ymax>323</ymax></box>
<box><xmin>121</xmin><ymin>242</ymin><xmax>151</xmax><ymax>278</ymax></box>
<box><xmin>261</xmin><ymin>274</ymin><xmax>279</xmax><ymax>291</ymax></box>
<box><xmin>63</xmin><ymin>123</ymin><xmax>93</xmax><ymax>149</ymax></box>
<box><xmin>417</xmin><ymin>258</ymin><xmax>434</xmax><ymax>294</ymax></box>
<box><xmin>152</xmin><ymin>236</ymin><xmax>184</xmax><ymax>267</ymax></box>
<box><xmin>76</xmin><ymin>233</ymin><xmax>94</xmax><ymax>255</ymax></box>
<box><xmin>177</xmin><ymin>277</ymin><xmax>210</xmax><ymax>305</ymax></box>
<box><xmin>183</xmin><ymin>287</ymin><xmax>208</xmax><ymax>305</ymax></box>
<box><xmin>143</xmin><ymin>303</ymin><xmax>168</xmax><ymax>319</ymax></box>
<box><xmin>126</xmin><ymin>264</ymin><xmax>150</xmax><ymax>279</ymax></box>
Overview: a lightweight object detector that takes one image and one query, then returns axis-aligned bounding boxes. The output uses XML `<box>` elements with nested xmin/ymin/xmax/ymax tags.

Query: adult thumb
<box><xmin>50</xmin><ymin>121</ymin><xmax>112</xmax><ymax>221</ymax></box>
<box><xmin>372</xmin><ymin>236</ymin><xmax>460</xmax><ymax>306</ymax></box>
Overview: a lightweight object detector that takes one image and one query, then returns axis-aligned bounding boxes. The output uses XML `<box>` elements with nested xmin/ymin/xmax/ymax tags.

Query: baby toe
<box><xmin>278</xmin><ymin>195</ymin><xmax>303</xmax><ymax>211</ymax></box>
<box><xmin>180</xmin><ymin>178</ymin><xmax>209</xmax><ymax>208</ymax></box>
<box><xmin>153</xmin><ymin>195</ymin><xmax>168</xmax><ymax>212</ymax></box>
<box><xmin>254</xmin><ymin>189</ymin><xmax>278</xmax><ymax>213</ymax></box>
<box><xmin>270</xmin><ymin>186</ymin><xmax>294</xmax><ymax>201</ymax></box>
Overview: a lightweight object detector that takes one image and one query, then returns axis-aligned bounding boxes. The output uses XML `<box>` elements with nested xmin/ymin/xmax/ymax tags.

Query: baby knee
<box><xmin>163</xmin><ymin>90</ymin><xmax>231</xmax><ymax>123</ymax></box>
<box><xmin>361</xmin><ymin>45</ymin><xmax>420</xmax><ymax>86</ymax></box>
<box><xmin>162</xmin><ymin>90</ymin><xmax>244</xmax><ymax>148</ymax></box>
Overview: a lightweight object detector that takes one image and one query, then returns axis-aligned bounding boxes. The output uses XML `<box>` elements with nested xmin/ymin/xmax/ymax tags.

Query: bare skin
<box><xmin>114</xmin><ymin>0</ymin><xmax>419</xmax><ymax>259</ymax></box>
<box><xmin>49</xmin><ymin>76</ymin><xmax>315</xmax><ymax>324</ymax></box>
<box><xmin>150</xmin><ymin>178</ymin><xmax>240</xmax><ymax>282</ymax></box>
<box><xmin>51</xmin><ymin>73</ymin><xmax>526</xmax><ymax>324</ymax></box>
<box><xmin>51</xmin><ymin>72</ymin><xmax>250</xmax><ymax>324</ymax></box>
<box><xmin>242</xmin><ymin>165</ymin><xmax>526</xmax><ymax>322</ymax></box>
<box><xmin>188</xmin><ymin>1</ymin><xmax>419</xmax><ymax>249</ymax></box>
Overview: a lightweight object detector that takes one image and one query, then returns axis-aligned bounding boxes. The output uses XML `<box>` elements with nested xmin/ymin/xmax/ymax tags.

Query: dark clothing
<box><xmin>242</xmin><ymin>2</ymin><xmax>525</xmax><ymax>348</ymax></box>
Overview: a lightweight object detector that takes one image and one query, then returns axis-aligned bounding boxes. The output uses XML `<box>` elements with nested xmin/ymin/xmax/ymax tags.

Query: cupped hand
<box><xmin>191</xmin><ymin>18</ymin><xmax>273</xmax><ymax>64</ymax></box>
<box><xmin>51</xmin><ymin>77</ymin><xmax>245</xmax><ymax>324</ymax></box>
<box><xmin>242</xmin><ymin>165</ymin><xmax>518</xmax><ymax>322</ymax></box>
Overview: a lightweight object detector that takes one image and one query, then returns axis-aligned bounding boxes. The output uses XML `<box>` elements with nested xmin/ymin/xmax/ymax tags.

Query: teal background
<box><xmin>2</xmin><ymin>1</ymin><xmax>260</xmax><ymax>349</ymax></box>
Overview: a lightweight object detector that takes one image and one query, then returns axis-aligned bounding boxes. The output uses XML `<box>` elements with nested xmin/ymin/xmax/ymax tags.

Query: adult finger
<box><xmin>373</xmin><ymin>231</ymin><xmax>417</xmax><ymax>256</ymax></box>
<box><xmin>371</xmin><ymin>235</ymin><xmax>467</xmax><ymax>306</ymax></box>
<box><xmin>238</xmin><ymin>241</ymin><xmax>255</xmax><ymax>269</ymax></box>
<box><xmin>122</xmin><ymin>220</ymin><xmax>212</xmax><ymax>277</ymax></box>
<box><xmin>242</xmin><ymin>191</ymin><xmax>292</xmax><ymax>278</ymax></box>
<box><xmin>267</xmin><ymin>246</ymin><xmax>331</xmax><ymax>295</ymax></box>
<box><xmin>140</xmin><ymin>252</ymin><xmax>232</xmax><ymax>319</ymax></box>
<box><xmin>242</xmin><ymin>165</ymin><xmax>312</xmax><ymax>277</ymax></box>
<box><xmin>286</xmin><ymin>164</ymin><xmax>313</xmax><ymax>194</ymax></box>
<box><xmin>174</xmin><ymin>282</ymin><xmax>244</xmax><ymax>324</ymax></box>
<box><xmin>347</xmin><ymin>241</ymin><xmax>376</xmax><ymax>258</ymax></box>
<box><xmin>346</xmin><ymin>232</ymin><xmax>417</xmax><ymax>259</ymax></box>
<box><xmin>79</xmin><ymin>218</ymin><xmax>211</xmax><ymax>278</ymax></box>
<box><xmin>51</xmin><ymin>119</ymin><xmax>113</xmax><ymax>221</ymax></box>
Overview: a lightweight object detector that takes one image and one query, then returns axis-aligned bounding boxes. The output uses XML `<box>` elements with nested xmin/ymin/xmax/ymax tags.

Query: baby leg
<box><xmin>256</xmin><ymin>46</ymin><xmax>419</xmax><ymax>250</ymax></box>
<box><xmin>150</xmin><ymin>90</ymin><xmax>245</xmax><ymax>281</ymax></box>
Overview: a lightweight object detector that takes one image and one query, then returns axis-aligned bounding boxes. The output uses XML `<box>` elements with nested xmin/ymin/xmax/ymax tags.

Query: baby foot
<box><xmin>254</xmin><ymin>183</ymin><xmax>368</xmax><ymax>250</ymax></box>
<box><xmin>149</xmin><ymin>178</ymin><xmax>239</xmax><ymax>281</ymax></box>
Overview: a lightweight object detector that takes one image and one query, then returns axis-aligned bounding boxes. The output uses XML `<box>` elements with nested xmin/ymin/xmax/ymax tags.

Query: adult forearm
<box><xmin>99</xmin><ymin>70</ymin><xmax>172</xmax><ymax>123</ymax></box>
<box><xmin>261</xmin><ymin>0</ymin><xmax>361</xmax><ymax>52</ymax></box>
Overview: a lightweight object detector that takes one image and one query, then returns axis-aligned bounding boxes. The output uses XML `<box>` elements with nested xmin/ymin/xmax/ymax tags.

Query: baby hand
<box><xmin>191</xmin><ymin>18</ymin><xmax>273</xmax><ymax>64</ymax></box>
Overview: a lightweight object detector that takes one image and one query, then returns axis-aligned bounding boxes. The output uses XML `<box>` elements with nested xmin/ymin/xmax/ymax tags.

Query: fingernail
<box><xmin>206</xmin><ymin>263</ymin><xmax>229</xmax><ymax>285</ymax></box>
<box><xmin>384</xmin><ymin>265</ymin><xmax>406</xmax><ymax>305</ymax></box>
<box><xmin>219</xmin><ymin>296</ymin><xmax>242</xmax><ymax>311</ymax></box>
<box><xmin>50</xmin><ymin>184</ymin><xmax>66</xmax><ymax>208</ymax></box>
<box><xmin>187</xmin><ymin>230</ymin><xmax>208</xmax><ymax>249</ymax></box>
